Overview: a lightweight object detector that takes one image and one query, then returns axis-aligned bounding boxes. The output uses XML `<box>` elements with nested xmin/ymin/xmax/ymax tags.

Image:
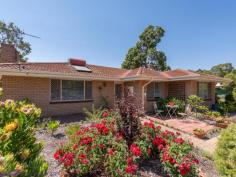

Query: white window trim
<box><xmin>50</xmin><ymin>79</ymin><xmax>93</xmax><ymax>102</ymax></box>
<box><xmin>147</xmin><ymin>82</ymin><xmax>161</xmax><ymax>100</ymax></box>
<box><xmin>198</xmin><ymin>82</ymin><xmax>210</xmax><ymax>100</ymax></box>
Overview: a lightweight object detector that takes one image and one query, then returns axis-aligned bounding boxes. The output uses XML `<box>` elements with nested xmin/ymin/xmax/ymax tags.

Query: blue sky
<box><xmin>0</xmin><ymin>0</ymin><xmax>236</xmax><ymax>70</ymax></box>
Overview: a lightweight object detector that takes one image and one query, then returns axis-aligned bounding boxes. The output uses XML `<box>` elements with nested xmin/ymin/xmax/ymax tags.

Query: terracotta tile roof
<box><xmin>0</xmin><ymin>62</ymin><xmax>128</xmax><ymax>80</ymax></box>
<box><xmin>124</xmin><ymin>67</ymin><xmax>168</xmax><ymax>80</ymax></box>
<box><xmin>0</xmin><ymin>62</ymin><xmax>230</xmax><ymax>82</ymax></box>
<box><xmin>162</xmin><ymin>69</ymin><xmax>199</xmax><ymax>78</ymax></box>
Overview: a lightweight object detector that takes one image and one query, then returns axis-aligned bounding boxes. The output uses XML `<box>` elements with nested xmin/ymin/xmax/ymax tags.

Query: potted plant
<box><xmin>193</xmin><ymin>128</ymin><xmax>206</xmax><ymax>139</ymax></box>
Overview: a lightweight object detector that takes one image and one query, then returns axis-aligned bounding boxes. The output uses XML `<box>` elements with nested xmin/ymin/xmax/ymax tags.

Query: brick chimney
<box><xmin>0</xmin><ymin>43</ymin><xmax>20</xmax><ymax>63</ymax></box>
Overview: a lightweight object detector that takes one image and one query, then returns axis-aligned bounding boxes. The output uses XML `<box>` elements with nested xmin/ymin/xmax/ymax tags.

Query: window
<box><xmin>198</xmin><ymin>82</ymin><xmax>210</xmax><ymax>99</ymax></box>
<box><xmin>50</xmin><ymin>79</ymin><xmax>92</xmax><ymax>102</ymax></box>
<box><xmin>51</xmin><ymin>79</ymin><xmax>61</xmax><ymax>101</ymax></box>
<box><xmin>115</xmin><ymin>84</ymin><xmax>122</xmax><ymax>99</ymax></box>
<box><xmin>147</xmin><ymin>82</ymin><xmax>161</xmax><ymax>100</ymax></box>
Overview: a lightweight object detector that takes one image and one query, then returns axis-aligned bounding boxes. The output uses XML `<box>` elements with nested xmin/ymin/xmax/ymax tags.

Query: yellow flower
<box><xmin>0</xmin><ymin>165</ymin><xmax>5</xmax><ymax>173</ymax></box>
<box><xmin>4</xmin><ymin>99</ymin><xmax>16</xmax><ymax>110</ymax></box>
<box><xmin>0</xmin><ymin>132</ymin><xmax>12</xmax><ymax>141</ymax></box>
<box><xmin>4</xmin><ymin>122</ymin><xmax>18</xmax><ymax>132</ymax></box>
<box><xmin>15</xmin><ymin>163</ymin><xmax>24</xmax><ymax>172</ymax></box>
<box><xmin>20</xmin><ymin>149</ymin><xmax>30</xmax><ymax>160</ymax></box>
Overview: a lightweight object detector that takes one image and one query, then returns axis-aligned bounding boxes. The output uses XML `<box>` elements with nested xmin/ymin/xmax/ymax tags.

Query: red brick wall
<box><xmin>1</xmin><ymin>76</ymin><xmax>115</xmax><ymax>117</ymax></box>
<box><xmin>0</xmin><ymin>44</ymin><xmax>19</xmax><ymax>63</ymax></box>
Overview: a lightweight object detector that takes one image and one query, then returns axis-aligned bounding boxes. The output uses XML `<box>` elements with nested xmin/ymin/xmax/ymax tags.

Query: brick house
<box><xmin>0</xmin><ymin>44</ymin><xmax>231</xmax><ymax>116</ymax></box>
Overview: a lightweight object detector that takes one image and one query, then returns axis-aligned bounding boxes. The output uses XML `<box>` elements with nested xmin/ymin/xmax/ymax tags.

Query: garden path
<box><xmin>142</xmin><ymin>116</ymin><xmax>218</xmax><ymax>155</ymax></box>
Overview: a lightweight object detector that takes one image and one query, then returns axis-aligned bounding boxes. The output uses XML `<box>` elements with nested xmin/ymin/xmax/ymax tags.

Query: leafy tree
<box><xmin>122</xmin><ymin>25</ymin><xmax>170</xmax><ymax>71</ymax></box>
<box><xmin>211</xmin><ymin>63</ymin><xmax>234</xmax><ymax>77</ymax></box>
<box><xmin>197</xmin><ymin>63</ymin><xmax>234</xmax><ymax>77</ymax></box>
<box><xmin>0</xmin><ymin>20</ymin><xmax>31</xmax><ymax>61</ymax></box>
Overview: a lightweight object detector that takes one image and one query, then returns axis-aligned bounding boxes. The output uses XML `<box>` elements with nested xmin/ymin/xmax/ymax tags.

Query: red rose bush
<box><xmin>54</xmin><ymin>113</ymin><xmax>199</xmax><ymax>177</ymax></box>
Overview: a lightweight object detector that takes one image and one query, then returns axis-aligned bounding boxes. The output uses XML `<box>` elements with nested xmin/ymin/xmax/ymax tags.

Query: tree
<box><xmin>0</xmin><ymin>20</ymin><xmax>31</xmax><ymax>61</ymax></box>
<box><xmin>197</xmin><ymin>63</ymin><xmax>235</xmax><ymax>77</ymax></box>
<box><xmin>211</xmin><ymin>63</ymin><xmax>234</xmax><ymax>77</ymax></box>
<box><xmin>122</xmin><ymin>25</ymin><xmax>170</xmax><ymax>71</ymax></box>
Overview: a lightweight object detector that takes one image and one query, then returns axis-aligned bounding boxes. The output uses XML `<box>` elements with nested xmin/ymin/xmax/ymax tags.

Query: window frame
<box><xmin>50</xmin><ymin>79</ymin><xmax>93</xmax><ymax>103</ymax></box>
<box><xmin>197</xmin><ymin>82</ymin><xmax>211</xmax><ymax>100</ymax></box>
<box><xmin>146</xmin><ymin>82</ymin><xmax>161</xmax><ymax>101</ymax></box>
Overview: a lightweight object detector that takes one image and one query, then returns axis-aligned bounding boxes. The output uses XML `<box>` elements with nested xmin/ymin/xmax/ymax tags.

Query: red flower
<box><xmin>162</xmin><ymin>151</ymin><xmax>171</xmax><ymax>162</ymax></box>
<box><xmin>192</xmin><ymin>159</ymin><xmax>199</xmax><ymax>164</ymax></box>
<box><xmin>169</xmin><ymin>157</ymin><xmax>176</xmax><ymax>165</ymax></box>
<box><xmin>102</xmin><ymin>111</ymin><xmax>109</xmax><ymax>117</ymax></box>
<box><xmin>72</xmin><ymin>144</ymin><xmax>78</xmax><ymax>150</ymax></box>
<box><xmin>82</xmin><ymin>159</ymin><xmax>89</xmax><ymax>164</ymax></box>
<box><xmin>152</xmin><ymin>136</ymin><xmax>166</xmax><ymax>148</ymax></box>
<box><xmin>174</xmin><ymin>138</ymin><xmax>185</xmax><ymax>144</ymax></box>
<box><xmin>125</xmin><ymin>164</ymin><xmax>138</xmax><ymax>174</ymax></box>
<box><xmin>144</xmin><ymin>121</ymin><xmax>155</xmax><ymax>129</ymax></box>
<box><xmin>176</xmin><ymin>132</ymin><xmax>181</xmax><ymax>136</ymax></box>
<box><xmin>108</xmin><ymin>148</ymin><xmax>114</xmax><ymax>155</ymax></box>
<box><xmin>116</xmin><ymin>132</ymin><xmax>123</xmax><ymax>141</ymax></box>
<box><xmin>54</xmin><ymin>149</ymin><xmax>64</xmax><ymax>160</ymax></box>
<box><xmin>130</xmin><ymin>144</ymin><xmax>141</xmax><ymax>157</ymax></box>
<box><xmin>78</xmin><ymin>153</ymin><xmax>87</xmax><ymax>159</ymax></box>
<box><xmin>179</xmin><ymin>163</ymin><xmax>191</xmax><ymax>176</ymax></box>
<box><xmin>99</xmin><ymin>143</ymin><xmax>105</xmax><ymax>150</ymax></box>
<box><xmin>80</xmin><ymin>136</ymin><xmax>93</xmax><ymax>145</ymax></box>
<box><xmin>127</xmin><ymin>157</ymin><xmax>133</xmax><ymax>165</ymax></box>
<box><xmin>158</xmin><ymin>144</ymin><xmax>164</xmax><ymax>151</ymax></box>
<box><xmin>60</xmin><ymin>152</ymin><xmax>75</xmax><ymax>167</ymax></box>
<box><xmin>95</xmin><ymin>123</ymin><xmax>109</xmax><ymax>135</ymax></box>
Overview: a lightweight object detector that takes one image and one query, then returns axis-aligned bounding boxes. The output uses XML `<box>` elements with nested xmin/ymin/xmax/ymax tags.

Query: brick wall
<box><xmin>168</xmin><ymin>81</ymin><xmax>186</xmax><ymax>100</ymax></box>
<box><xmin>1</xmin><ymin>76</ymin><xmax>115</xmax><ymax>117</ymax></box>
<box><xmin>0</xmin><ymin>44</ymin><xmax>20</xmax><ymax>63</ymax></box>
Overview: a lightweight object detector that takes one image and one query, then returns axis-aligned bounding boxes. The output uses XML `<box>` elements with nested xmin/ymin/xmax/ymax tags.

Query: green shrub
<box><xmin>65</xmin><ymin>124</ymin><xmax>81</xmax><ymax>136</ymax></box>
<box><xmin>84</xmin><ymin>107</ymin><xmax>110</xmax><ymax>121</ymax></box>
<box><xmin>0</xmin><ymin>99</ymin><xmax>48</xmax><ymax>177</ymax></box>
<box><xmin>215</xmin><ymin>124</ymin><xmax>236</xmax><ymax>176</ymax></box>
<box><xmin>47</xmin><ymin>120</ymin><xmax>60</xmax><ymax>136</ymax></box>
<box><xmin>167</xmin><ymin>97</ymin><xmax>185</xmax><ymax>113</ymax></box>
<box><xmin>187</xmin><ymin>95</ymin><xmax>208</xmax><ymax>118</ymax></box>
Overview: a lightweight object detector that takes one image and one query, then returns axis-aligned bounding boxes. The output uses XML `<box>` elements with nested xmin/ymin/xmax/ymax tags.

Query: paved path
<box><xmin>142</xmin><ymin>116</ymin><xmax>218</xmax><ymax>155</ymax></box>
